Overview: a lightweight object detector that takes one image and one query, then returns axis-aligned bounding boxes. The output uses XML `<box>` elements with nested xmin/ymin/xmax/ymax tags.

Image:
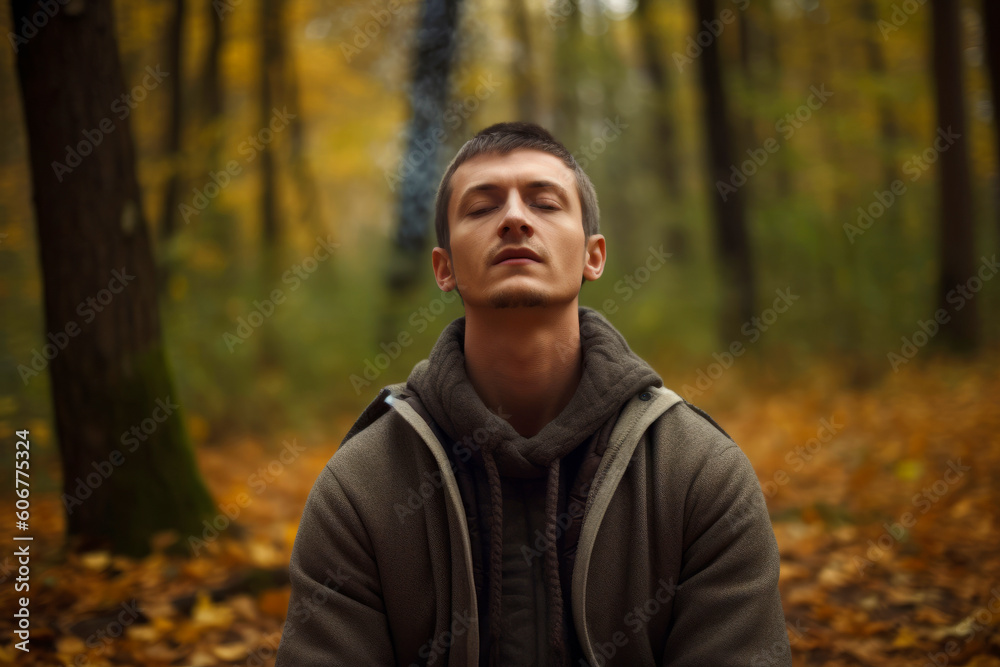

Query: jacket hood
<box><xmin>405</xmin><ymin>306</ymin><xmax>663</xmax><ymax>478</ymax></box>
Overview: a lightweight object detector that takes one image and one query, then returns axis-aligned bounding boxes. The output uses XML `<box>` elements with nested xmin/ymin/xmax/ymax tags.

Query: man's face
<box><xmin>432</xmin><ymin>149</ymin><xmax>605</xmax><ymax>310</ymax></box>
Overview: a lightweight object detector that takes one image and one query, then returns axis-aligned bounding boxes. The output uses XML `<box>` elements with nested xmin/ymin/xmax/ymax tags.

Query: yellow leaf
<box><xmin>55</xmin><ymin>636</ymin><xmax>86</xmax><ymax>654</ymax></box>
<box><xmin>928</xmin><ymin>615</ymin><xmax>978</xmax><ymax>642</ymax></box>
<box><xmin>192</xmin><ymin>591</ymin><xmax>235</xmax><ymax>629</ymax></box>
<box><xmin>126</xmin><ymin>624</ymin><xmax>160</xmax><ymax>642</ymax></box>
<box><xmin>893</xmin><ymin>459</ymin><xmax>924</xmax><ymax>481</ymax></box>
<box><xmin>185</xmin><ymin>651</ymin><xmax>217</xmax><ymax>667</ymax></box>
<box><xmin>892</xmin><ymin>626</ymin><xmax>920</xmax><ymax>648</ymax></box>
<box><xmin>80</xmin><ymin>551</ymin><xmax>111</xmax><ymax>571</ymax></box>
<box><xmin>213</xmin><ymin>643</ymin><xmax>250</xmax><ymax>661</ymax></box>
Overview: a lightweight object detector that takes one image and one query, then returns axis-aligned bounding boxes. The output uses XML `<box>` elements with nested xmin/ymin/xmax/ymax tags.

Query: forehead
<box><xmin>449</xmin><ymin>148</ymin><xmax>579</xmax><ymax>212</ymax></box>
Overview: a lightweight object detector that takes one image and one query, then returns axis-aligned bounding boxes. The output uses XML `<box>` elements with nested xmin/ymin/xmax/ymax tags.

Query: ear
<box><xmin>582</xmin><ymin>234</ymin><xmax>606</xmax><ymax>282</ymax></box>
<box><xmin>432</xmin><ymin>247</ymin><xmax>457</xmax><ymax>291</ymax></box>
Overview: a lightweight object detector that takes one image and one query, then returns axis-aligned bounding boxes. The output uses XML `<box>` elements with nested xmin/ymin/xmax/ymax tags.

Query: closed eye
<box><xmin>469</xmin><ymin>202</ymin><xmax>559</xmax><ymax>216</ymax></box>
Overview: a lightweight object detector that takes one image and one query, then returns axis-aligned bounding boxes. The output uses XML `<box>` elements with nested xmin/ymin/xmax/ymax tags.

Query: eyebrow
<box><xmin>456</xmin><ymin>179</ymin><xmax>571</xmax><ymax>213</ymax></box>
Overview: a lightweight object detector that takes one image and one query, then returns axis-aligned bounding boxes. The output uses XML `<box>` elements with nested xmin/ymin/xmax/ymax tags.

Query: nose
<box><xmin>496</xmin><ymin>193</ymin><xmax>534</xmax><ymax>240</ymax></box>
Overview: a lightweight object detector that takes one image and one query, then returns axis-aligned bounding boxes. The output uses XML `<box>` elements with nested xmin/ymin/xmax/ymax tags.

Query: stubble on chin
<box><xmin>487</xmin><ymin>287</ymin><xmax>549</xmax><ymax>309</ymax></box>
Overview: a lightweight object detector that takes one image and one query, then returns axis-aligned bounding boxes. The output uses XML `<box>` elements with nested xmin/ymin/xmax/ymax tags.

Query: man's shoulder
<box><xmin>646</xmin><ymin>389</ymin><xmax>744</xmax><ymax>466</ymax></box>
<box><xmin>673</xmin><ymin>397</ymin><xmax>735</xmax><ymax>442</ymax></box>
<box><xmin>338</xmin><ymin>385</ymin><xmax>395</xmax><ymax>441</ymax></box>
<box><xmin>328</xmin><ymin>383</ymin><xmax>424</xmax><ymax>474</ymax></box>
<box><xmin>647</xmin><ymin>392</ymin><xmax>765</xmax><ymax>518</ymax></box>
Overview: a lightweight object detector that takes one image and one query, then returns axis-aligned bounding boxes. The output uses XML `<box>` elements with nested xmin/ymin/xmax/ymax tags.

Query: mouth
<box><xmin>492</xmin><ymin>247</ymin><xmax>542</xmax><ymax>266</ymax></box>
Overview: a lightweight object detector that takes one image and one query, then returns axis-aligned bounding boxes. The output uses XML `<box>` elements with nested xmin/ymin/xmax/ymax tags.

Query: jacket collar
<box><xmin>383</xmin><ymin>382</ymin><xmax>684</xmax><ymax>666</ymax></box>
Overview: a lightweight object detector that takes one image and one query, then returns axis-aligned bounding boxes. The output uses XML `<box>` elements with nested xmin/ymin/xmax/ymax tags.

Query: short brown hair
<box><xmin>433</xmin><ymin>122</ymin><xmax>600</xmax><ymax>252</ymax></box>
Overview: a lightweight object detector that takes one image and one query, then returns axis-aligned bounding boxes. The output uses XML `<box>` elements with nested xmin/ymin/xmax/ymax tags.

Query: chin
<box><xmin>486</xmin><ymin>287</ymin><xmax>550</xmax><ymax>309</ymax></box>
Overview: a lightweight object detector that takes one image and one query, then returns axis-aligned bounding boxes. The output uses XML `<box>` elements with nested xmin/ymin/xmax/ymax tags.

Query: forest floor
<box><xmin>0</xmin><ymin>356</ymin><xmax>997</xmax><ymax>666</ymax></box>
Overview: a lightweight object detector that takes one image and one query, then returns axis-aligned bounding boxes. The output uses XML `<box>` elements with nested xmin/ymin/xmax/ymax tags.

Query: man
<box><xmin>275</xmin><ymin>122</ymin><xmax>791</xmax><ymax>666</ymax></box>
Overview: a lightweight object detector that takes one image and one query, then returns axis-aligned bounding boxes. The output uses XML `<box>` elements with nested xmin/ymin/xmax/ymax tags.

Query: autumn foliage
<box><xmin>0</xmin><ymin>356</ymin><xmax>995</xmax><ymax>665</ymax></box>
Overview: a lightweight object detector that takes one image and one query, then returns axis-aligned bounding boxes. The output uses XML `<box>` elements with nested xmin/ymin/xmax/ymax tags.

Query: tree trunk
<box><xmin>388</xmin><ymin>0</ymin><xmax>462</xmax><ymax>291</ymax></box>
<box><xmin>758</xmin><ymin>0</ymin><xmax>789</xmax><ymax>197</ymax></box>
<box><xmin>693</xmin><ymin>0</ymin><xmax>755</xmax><ymax>341</ymax></box>
<box><xmin>551</xmin><ymin>1</ymin><xmax>580</xmax><ymax>148</ymax></box>
<box><xmin>635</xmin><ymin>0</ymin><xmax>681</xmax><ymax>198</ymax></box>
<box><xmin>736</xmin><ymin>6</ymin><xmax>756</xmax><ymax>151</ymax></box>
<box><xmin>259</xmin><ymin>0</ymin><xmax>282</xmax><ymax>245</ymax></box>
<box><xmin>931</xmin><ymin>0</ymin><xmax>977</xmax><ymax>350</ymax></box>
<box><xmin>982</xmin><ymin>0</ymin><xmax>1000</xmax><ymax>242</ymax></box>
<box><xmin>200</xmin><ymin>0</ymin><xmax>224</xmax><ymax>123</ymax></box>
<box><xmin>859</xmin><ymin>0</ymin><xmax>901</xmax><ymax>189</ymax></box>
<box><xmin>257</xmin><ymin>0</ymin><xmax>322</xmax><ymax>244</ymax></box>
<box><xmin>160</xmin><ymin>0</ymin><xmax>186</xmax><ymax>241</ymax></box>
<box><xmin>11</xmin><ymin>0</ymin><xmax>215</xmax><ymax>556</ymax></box>
<box><xmin>196</xmin><ymin>0</ymin><xmax>236</xmax><ymax>253</ymax></box>
<box><xmin>283</xmin><ymin>26</ymin><xmax>325</xmax><ymax>234</ymax></box>
<box><xmin>510</xmin><ymin>0</ymin><xmax>538</xmax><ymax>122</ymax></box>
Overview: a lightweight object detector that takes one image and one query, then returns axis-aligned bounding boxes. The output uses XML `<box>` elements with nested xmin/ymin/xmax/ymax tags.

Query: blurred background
<box><xmin>0</xmin><ymin>0</ymin><xmax>998</xmax><ymax>664</ymax></box>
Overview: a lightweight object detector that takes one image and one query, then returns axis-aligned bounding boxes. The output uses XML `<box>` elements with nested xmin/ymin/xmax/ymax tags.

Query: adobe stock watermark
<box><xmin>69</xmin><ymin>600</ymin><xmax>143</xmax><ymax>667</ymax></box>
<box><xmin>720</xmin><ymin>490</ymin><xmax>770</xmax><ymax>540</ymax></box>
<box><xmin>550</xmin><ymin>244</ymin><xmax>673</xmax><ymax>364</ymax></box>
<box><xmin>181</xmin><ymin>107</ymin><xmax>297</xmax><ymax>223</ymax></box>
<box><xmin>717</xmin><ymin>84</ymin><xmax>833</xmax><ymax>202</ymax></box>
<box><xmin>213</xmin><ymin>0</ymin><xmax>244</xmax><ymax>20</ymax></box>
<box><xmin>222</xmin><ymin>234</ymin><xmax>338</xmax><ymax>352</ymax></box>
<box><xmin>393</xmin><ymin>408</ymin><xmax>511</xmax><ymax>525</ymax></box>
<box><xmin>248</xmin><ymin>566</ymin><xmax>353</xmax><ymax>666</ymax></box>
<box><xmin>585</xmin><ymin>577</ymin><xmax>682</xmax><ymax>666</ymax></box>
<box><xmin>672</xmin><ymin>0</ymin><xmax>751</xmax><ymax>73</ymax></box>
<box><xmin>538</xmin><ymin>116</ymin><xmax>631</xmax><ymax>213</ymax></box>
<box><xmin>7</xmin><ymin>0</ymin><xmax>71</xmax><ymax>52</ymax></box>
<box><xmin>759</xmin><ymin>415</ymin><xmax>844</xmax><ymax>499</ymax></box>
<box><xmin>878</xmin><ymin>0</ymin><xmax>928</xmax><ymax>40</ymax></box>
<box><xmin>545</xmin><ymin>0</ymin><xmax>574</xmax><ymax>29</ymax></box>
<box><xmin>61</xmin><ymin>397</ymin><xmax>180</xmax><ymax>515</ymax></box>
<box><xmin>339</xmin><ymin>0</ymin><xmax>405</xmax><ymax>62</ymax></box>
<box><xmin>750</xmin><ymin>618</ymin><xmax>808</xmax><ymax>667</ymax></box>
<box><xmin>17</xmin><ymin>268</ymin><xmax>136</xmax><ymax>385</ymax></box>
<box><xmin>854</xmin><ymin>459</ymin><xmax>970</xmax><ymax>577</ymax></box>
<box><xmin>51</xmin><ymin>66</ymin><xmax>169</xmax><ymax>182</ymax></box>
<box><xmin>349</xmin><ymin>290</ymin><xmax>459</xmax><ymax>395</ymax></box>
<box><xmin>888</xmin><ymin>254</ymin><xmax>997</xmax><ymax>371</ymax></box>
<box><xmin>681</xmin><ymin>287</ymin><xmax>800</xmax><ymax>398</ymax></box>
<box><xmin>188</xmin><ymin>438</ymin><xmax>307</xmax><ymax>555</ymax></box>
<box><xmin>921</xmin><ymin>585</ymin><xmax>1000</xmax><ymax>667</ymax></box>
<box><xmin>384</xmin><ymin>74</ymin><xmax>502</xmax><ymax>192</ymax></box>
<box><xmin>597</xmin><ymin>245</ymin><xmax>671</xmax><ymax>317</ymax></box>
<box><xmin>412</xmin><ymin>608</ymin><xmax>476</xmax><ymax>666</ymax></box>
<box><xmin>522</xmin><ymin>480</ymin><xmax>592</xmax><ymax>566</ymax></box>
<box><xmin>844</xmin><ymin>126</ymin><xmax>961</xmax><ymax>244</ymax></box>
<box><xmin>571</xmin><ymin>117</ymin><xmax>628</xmax><ymax>170</ymax></box>
<box><xmin>549</xmin><ymin>244</ymin><xmax>672</xmax><ymax>366</ymax></box>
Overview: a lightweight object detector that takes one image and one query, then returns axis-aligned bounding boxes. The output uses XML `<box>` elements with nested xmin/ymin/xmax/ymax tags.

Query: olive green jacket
<box><xmin>275</xmin><ymin>379</ymin><xmax>791</xmax><ymax>666</ymax></box>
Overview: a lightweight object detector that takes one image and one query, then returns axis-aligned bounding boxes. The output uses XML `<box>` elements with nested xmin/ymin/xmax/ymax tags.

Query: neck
<box><xmin>463</xmin><ymin>301</ymin><xmax>583</xmax><ymax>437</ymax></box>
